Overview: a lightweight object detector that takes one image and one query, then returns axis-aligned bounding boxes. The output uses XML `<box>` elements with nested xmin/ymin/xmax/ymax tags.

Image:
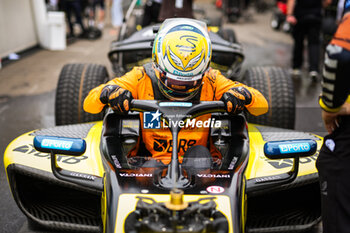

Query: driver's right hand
<box><xmin>99</xmin><ymin>85</ymin><xmax>133</xmax><ymax>113</ymax></box>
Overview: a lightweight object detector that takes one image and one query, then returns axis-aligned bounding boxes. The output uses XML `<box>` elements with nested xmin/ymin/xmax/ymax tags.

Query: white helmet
<box><xmin>152</xmin><ymin>18</ymin><xmax>212</xmax><ymax>100</ymax></box>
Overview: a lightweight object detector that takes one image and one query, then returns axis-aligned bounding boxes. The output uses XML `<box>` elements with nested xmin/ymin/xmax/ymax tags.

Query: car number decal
<box><xmin>206</xmin><ymin>186</ymin><xmax>225</xmax><ymax>194</ymax></box>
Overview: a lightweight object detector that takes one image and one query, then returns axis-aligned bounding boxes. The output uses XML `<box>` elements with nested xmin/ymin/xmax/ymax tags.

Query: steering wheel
<box><xmin>129</xmin><ymin>100</ymin><xmax>227</xmax><ymax>189</ymax></box>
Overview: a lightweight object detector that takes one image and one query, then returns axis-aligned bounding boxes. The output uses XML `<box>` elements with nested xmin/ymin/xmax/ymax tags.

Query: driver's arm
<box><xmin>84</xmin><ymin>67</ymin><xmax>144</xmax><ymax>114</ymax></box>
<box><xmin>210</xmin><ymin>69</ymin><xmax>268</xmax><ymax>116</ymax></box>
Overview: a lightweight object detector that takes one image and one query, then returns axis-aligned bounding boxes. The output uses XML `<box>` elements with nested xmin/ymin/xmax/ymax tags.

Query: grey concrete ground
<box><xmin>0</xmin><ymin>2</ymin><xmax>325</xmax><ymax>233</ymax></box>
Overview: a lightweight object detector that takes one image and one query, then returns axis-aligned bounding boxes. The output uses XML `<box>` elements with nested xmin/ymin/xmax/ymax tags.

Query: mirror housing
<box><xmin>33</xmin><ymin>135</ymin><xmax>103</xmax><ymax>191</ymax></box>
<box><xmin>247</xmin><ymin>139</ymin><xmax>318</xmax><ymax>193</ymax></box>
<box><xmin>33</xmin><ymin>135</ymin><xmax>86</xmax><ymax>156</ymax></box>
<box><xmin>264</xmin><ymin>139</ymin><xmax>317</xmax><ymax>160</ymax></box>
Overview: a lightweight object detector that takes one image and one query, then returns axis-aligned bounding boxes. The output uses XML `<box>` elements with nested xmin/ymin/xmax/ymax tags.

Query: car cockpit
<box><xmin>101</xmin><ymin>100</ymin><xmax>249</xmax><ymax>172</ymax></box>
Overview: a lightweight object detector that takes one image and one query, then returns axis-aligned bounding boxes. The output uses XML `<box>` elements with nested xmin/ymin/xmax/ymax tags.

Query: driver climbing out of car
<box><xmin>84</xmin><ymin>18</ymin><xmax>268</xmax><ymax>169</ymax></box>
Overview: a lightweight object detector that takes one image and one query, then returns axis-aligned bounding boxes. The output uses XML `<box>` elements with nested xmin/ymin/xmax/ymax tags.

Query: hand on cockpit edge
<box><xmin>100</xmin><ymin>85</ymin><xmax>133</xmax><ymax>113</ymax></box>
<box><xmin>221</xmin><ymin>87</ymin><xmax>252</xmax><ymax>115</ymax></box>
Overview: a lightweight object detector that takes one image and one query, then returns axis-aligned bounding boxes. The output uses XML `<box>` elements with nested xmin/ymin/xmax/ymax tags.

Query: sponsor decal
<box><xmin>143</xmin><ymin>110</ymin><xmax>161</xmax><ymax>129</ymax></box>
<box><xmin>13</xmin><ymin>144</ymin><xmax>88</xmax><ymax>164</ymax></box>
<box><xmin>169</xmin><ymin>24</ymin><xmax>204</xmax><ymax>36</ymax></box>
<box><xmin>143</xmin><ymin>111</ymin><xmax>222</xmax><ymax>130</ymax></box>
<box><xmin>119</xmin><ymin>173</ymin><xmax>153</xmax><ymax>177</ymax></box>
<box><xmin>159</xmin><ymin>102</ymin><xmax>192</xmax><ymax>107</ymax></box>
<box><xmin>69</xmin><ymin>172</ymin><xmax>96</xmax><ymax>180</ymax></box>
<box><xmin>267</xmin><ymin>158</ymin><xmax>294</xmax><ymax>169</ymax></box>
<box><xmin>153</xmin><ymin>139</ymin><xmax>168</xmax><ymax>152</ymax></box>
<box><xmin>153</xmin><ymin>138</ymin><xmax>196</xmax><ymax>153</ymax></box>
<box><xmin>122</xmin><ymin>120</ymin><xmax>139</xmax><ymax>129</ymax></box>
<box><xmin>197</xmin><ymin>174</ymin><xmax>230</xmax><ymax>178</ymax></box>
<box><xmin>157</xmin><ymin>37</ymin><xmax>162</xmax><ymax>52</ymax></box>
<box><xmin>180</xmin><ymin>26</ymin><xmax>193</xmax><ymax>30</ymax></box>
<box><xmin>325</xmin><ymin>139</ymin><xmax>335</xmax><ymax>152</ymax></box>
<box><xmin>41</xmin><ymin>139</ymin><xmax>73</xmax><ymax>151</ymax></box>
<box><xmin>173</xmin><ymin>70</ymin><xmax>194</xmax><ymax>77</ymax></box>
<box><xmin>111</xmin><ymin>155</ymin><xmax>122</xmax><ymax>169</ymax></box>
<box><xmin>206</xmin><ymin>186</ymin><xmax>225</xmax><ymax>194</ymax></box>
<box><xmin>228</xmin><ymin>157</ymin><xmax>238</xmax><ymax>170</ymax></box>
<box><xmin>266</xmin><ymin>151</ymin><xmax>319</xmax><ymax>169</ymax></box>
<box><xmin>254</xmin><ymin>175</ymin><xmax>283</xmax><ymax>183</ymax></box>
<box><xmin>278</xmin><ymin>143</ymin><xmax>310</xmax><ymax>154</ymax></box>
<box><xmin>162</xmin><ymin>118</ymin><xmax>221</xmax><ymax>129</ymax></box>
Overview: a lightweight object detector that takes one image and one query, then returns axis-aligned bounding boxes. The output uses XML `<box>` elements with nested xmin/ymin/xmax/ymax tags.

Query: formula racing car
<box><xmin>4</xmin><ymin>18</ymin><xmax>322</xmax><ymax>233</ymax></box>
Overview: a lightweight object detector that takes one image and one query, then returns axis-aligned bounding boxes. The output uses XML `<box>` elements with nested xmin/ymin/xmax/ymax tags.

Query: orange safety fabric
<box><xmin>84</xmin><ymin>67</ymin><xmax>268</xmax><ymax>164</ymax></box>
<box><xmin>331</xmin><ymin>14</ymin><xmax>350</xmax><ymax>51</ymax></box>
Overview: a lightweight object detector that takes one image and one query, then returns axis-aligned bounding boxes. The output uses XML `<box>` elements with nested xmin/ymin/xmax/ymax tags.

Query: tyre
<box><xmin>55</xmin><ymin>63</ymin><xmax>109</xmax><ymax>125</ymax></box>
<box><xmin>218</xmin><ymin>28</ymin><xmax>237</xmax><ymax>43</ymax></box>
<box><xmin>242</xmin><ymin>66</ymin><xmax>295</xmax><ymax>129</ymax></box>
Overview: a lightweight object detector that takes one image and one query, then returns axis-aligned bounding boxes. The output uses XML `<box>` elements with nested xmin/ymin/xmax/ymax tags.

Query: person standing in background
<box><xmin>158</xmin><ymin>0</ymin><xmax>195</xmax><ymax>22</ymax></box>
<box><xmin>317</xmin><ymin>1</ymin><xmax>350</xmax><ymax>232</ymax></box>
<box><xmin>61</xmin><ymin>0</ymin><xmax>87</xmax><ymax>38</ymax></box>
<box><xmin>92</xmin><ymin>0</ymin><xmax>106</xmax><ymax>29</ymax></box>
<box><xmin>286</xmin><ymin>0</ymin><xmax>331</xmax><ymax>80</ymax></box>
<box><xmin>110</xmin><ymin>0</ymin><xmax>123</xmax><ymax>38</ymax></box>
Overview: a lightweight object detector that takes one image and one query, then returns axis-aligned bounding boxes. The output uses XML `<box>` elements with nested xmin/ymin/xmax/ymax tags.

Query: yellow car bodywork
<box><xmin>3</xmin><ymin>121</ymin><xmax>322</xmax><ymax>233</ymax></box>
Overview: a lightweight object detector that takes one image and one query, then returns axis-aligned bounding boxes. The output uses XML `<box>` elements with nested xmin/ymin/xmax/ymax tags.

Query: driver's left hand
<box><xmin>99</xmin><ymin>85</ymin><xmax>133</xmax><ymax>113</ymax></box>
<box><xmin>221</xmin><ymin>87</ymin><xmax>252</xmax><ymax>115</ymax></box>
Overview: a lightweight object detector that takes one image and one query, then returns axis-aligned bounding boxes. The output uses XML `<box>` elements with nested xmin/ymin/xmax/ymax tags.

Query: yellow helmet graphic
<box><xmin>152</xmin><ymin>18</ymin><xmax>212</xmax><ymax>100</ymax></box>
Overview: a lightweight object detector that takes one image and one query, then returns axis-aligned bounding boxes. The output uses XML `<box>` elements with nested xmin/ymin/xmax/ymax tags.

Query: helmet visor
<box><xmin>154</xmin><ymin>65</ymin><xmax>203</xmax><ymax>94</ymax></box>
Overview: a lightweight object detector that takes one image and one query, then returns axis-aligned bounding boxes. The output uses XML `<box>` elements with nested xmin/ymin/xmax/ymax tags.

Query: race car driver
<box><xmin>317</xmin><ymin>0</ymin><xmax>350</xmax><ymax>232</ymax></box>
<box><xmin>84</xmin><ymin>18</ymin><xmax>268</xmax><ymax>167</ymax></box>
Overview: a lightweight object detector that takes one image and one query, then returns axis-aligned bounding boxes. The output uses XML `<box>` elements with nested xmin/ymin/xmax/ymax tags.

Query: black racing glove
<box><xmin>100</xmin><ymin>85</ymin><xmax>133</xmax><ymax>113</ymax></box>
<box><xmin>221</xmin><ymin>86</ymin><xmax>252</xmax><ymax>115</ymax></box>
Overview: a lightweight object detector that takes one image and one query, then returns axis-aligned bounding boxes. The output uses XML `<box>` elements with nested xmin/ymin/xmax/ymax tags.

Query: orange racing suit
<box><xmin>84</xmin><ymin>66</ymin><xmax>268</xmax><ymax>164</ymax></box>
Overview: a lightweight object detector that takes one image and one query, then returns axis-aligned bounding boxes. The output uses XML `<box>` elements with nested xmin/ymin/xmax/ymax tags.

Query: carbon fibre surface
<box><xmin>7</xmin><ymin>164</ymin><xmax>101</xmax><ymax>232</ymax></box>
<box><xmin>31</xmin><ymin>123</ymin><xmax>95</xmax><ymax>138</ymax></box>
<box><xmin>255</xmin><ymin>125</ymin><xmax>321</xmax><ymax>142</ymax></box>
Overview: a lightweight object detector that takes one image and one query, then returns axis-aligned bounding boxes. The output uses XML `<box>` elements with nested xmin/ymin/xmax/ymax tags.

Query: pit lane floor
<box><xmin>0</xmin><ymin>5</ymin><xmax>325</xmax><ymax>233</ymax></box>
